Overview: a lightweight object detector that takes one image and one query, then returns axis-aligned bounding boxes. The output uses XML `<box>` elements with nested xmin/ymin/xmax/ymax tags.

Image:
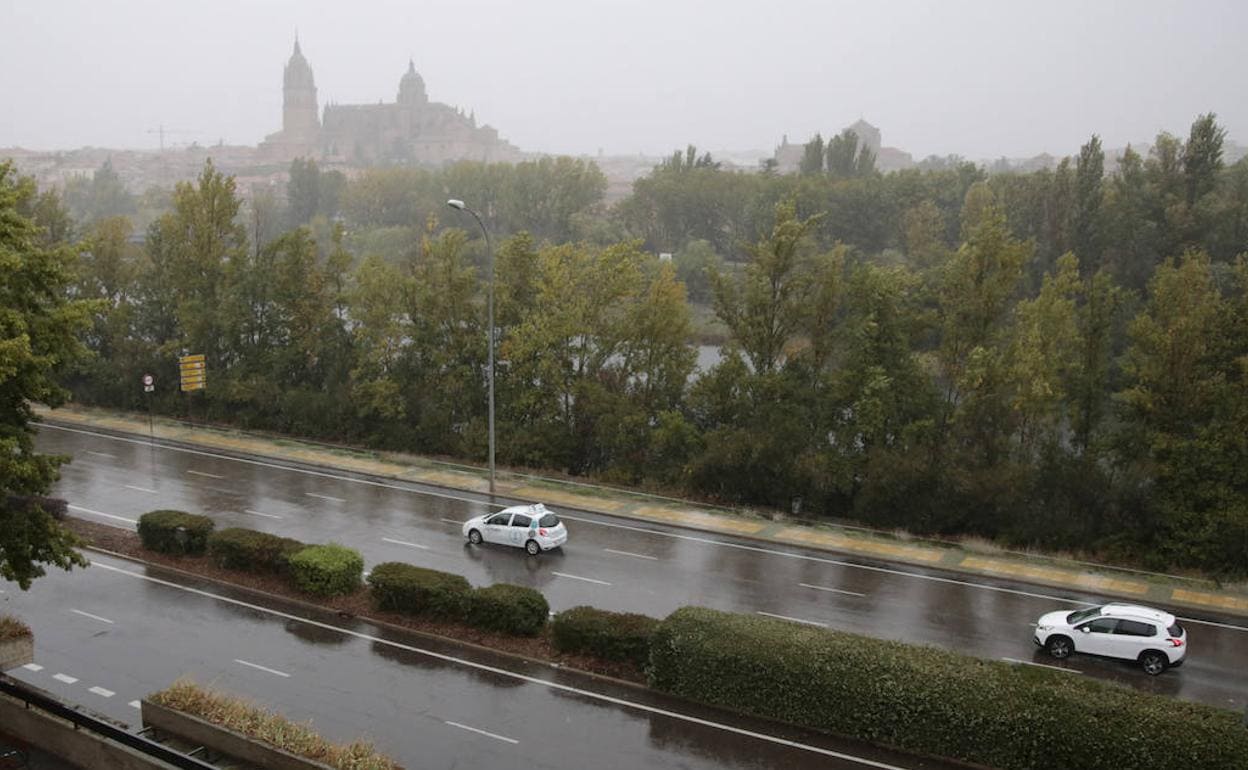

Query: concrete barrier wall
<box><xmin>141</xmin><ymin>700</ymin><xmax>336</xmax><ymax>770</ymax></box>
<box><xmin>0</xmin><ymin>691</ymin><xmax>175</xmax><ymax>770</ymax></box>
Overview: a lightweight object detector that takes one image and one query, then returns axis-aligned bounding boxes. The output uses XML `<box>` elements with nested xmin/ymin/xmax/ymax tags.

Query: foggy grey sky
<box><xmin>2</xmin><ymin>0</ymin><xmax>1245</xmax><ymax>161</ymax></box>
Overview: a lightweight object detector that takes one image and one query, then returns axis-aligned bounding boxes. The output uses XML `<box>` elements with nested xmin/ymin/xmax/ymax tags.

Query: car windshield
<box><xmin>1065</xmin><ymin>606</ymin><xmax>1102</xmax><ymax>624</ymax></box>
<box><xmin>539</xmin><ymin>513</ymin><xmax>560</xmax><ymax>528</ymax></box>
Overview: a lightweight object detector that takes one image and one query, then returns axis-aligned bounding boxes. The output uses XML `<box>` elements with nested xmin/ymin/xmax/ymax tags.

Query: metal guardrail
<box><xmin>0</xmin><ymin>676</ymin><xmax>217</xmax><ymax>770</ymax></box>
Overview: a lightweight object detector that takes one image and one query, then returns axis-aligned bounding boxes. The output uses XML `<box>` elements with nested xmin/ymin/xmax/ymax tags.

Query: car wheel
<box><xmin>1045</xmin><ymin>635</ymin><xmax>1073</xmax><ymax>660</ymax></box>
<box><xmin>468</xmin><ymin>529</ymin><xmax>483</xmax><ymax>545</ymax></box>
<box><xmin>525</xmin><ymin>539</ymin><xmax>540</xmax><ymax>556</ymax></box>
<box><xmin>1140</xmin><ymin>650</ymin><xmax>1168</xmax><ymax>676</ymax></box>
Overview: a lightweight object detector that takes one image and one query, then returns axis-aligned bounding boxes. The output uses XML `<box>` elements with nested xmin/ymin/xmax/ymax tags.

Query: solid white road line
<box><xmin>186</xmin><ymin>469</ymin><xmax>225</xmax><ymax>479</ymax></box>
<box><xmin>382</xmin><ymin>537</ymin><xmax>429</xmax><ymax>551</ymax></box>
<box><xmin>123</xmin><ymin>485</ymin><xmax>157</xmax><ymax>494</ymax></box>
<box><xmin>70</xmin><ymin>609</ymin><xmax>115</xmax><ymax>624</ymax></box>
<box><xmin>88</xmin><ymin>686</ymin><xmax>115</xmax><ymax>697</ymax></box>
<box><xmin>53</xmin><ymin>673</ymin><xmax>78</xmax><ymax>684</ymax></box>
<box><xmin>1001</xmin><ymin>657</ymin><xmax>1082</xmax><ymax>674</ymax></box>
<box><xmin>48</xmin><ymin>424</ymin><xmax>1248</xmax><ymax>636</ymax></box>
<box><xmin>799</xmin><ymin>582</ymin><xmax>867</xmax><ymax>598</ymax></box>
<box><xmin>306</xmin><ymin>492</ymin><xmax>346</xmax><ymax>503</ymax></box>
<box><xmin>757</xmin><ymin>611</ymin><xmax>828</xmax><ymax>628</ymax></box>
<box><xmin>233</xmin><ymin>658</ymin><xmax>291</xmax><ymax>678</ymax></box>
<box><xmin>244</xmin><ymin>509</ymin><xmax>284</xmax><ymax>520</ymax></box>
<box><xmin>87</xmin><ymin>450</ymin><xmax>117</xmax><ymax>458</ymax></box>
<box><xmin>22</xmin><ymin>664</ymin><xmax>43</xmax><ymax>672</ymax></box>
<box><xmin>67</xmin><ymin>504</ymin><xmax>138</xmax><ymax>525</ymax></box>
<box><xmin>440</xmin><ymin>517</ymin><xmax>464</xmax><ymax>524</ymax></box>
<box><xmin>89</xmin><ymin>558</ymin><xmax>909</xmax><ymax>769</ymax></box>
<box><xmin>604</xmin><ymin>548</ymin><xmax>658</xmax><ymax>561</ymax></box>
<box><xmin>129</xmin><ymin>700</ymin><xmax>141</xmax><ymax>709</ymax></box>
<box><xmin>445</xmin><ymin>720</ymin><xmax>519</xmax><ymax>744</ymax></box>
<box><xmin>552</xmin><ymin>571</ymin><xmax>612</xmax><ymax>586</ymax></box>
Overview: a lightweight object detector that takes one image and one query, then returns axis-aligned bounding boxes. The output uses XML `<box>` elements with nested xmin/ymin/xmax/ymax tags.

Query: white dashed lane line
<box><xmin>22</xmin><ymin>663</ymin><xmax>43</xmax><ymax>672</ymax></box>
<box><xmin>244</xmin><ymin>509</ymin><xmax>283</xmax><ymax>520</ymax></box>
<box><xmin>552</xmin><ymin>571</ymin><xmax>612</xmax><ymax>586</ymax></box>
<box><xmin>604</xmin><ymin>548</ymin><xmax>658</xmax><ymax>561</ymax></box>
<box><xmin>53</xmin><ymin>673</ymin><xmax>79</xmax><ymax>684</ymax></box>
<box><xmin>186</xmin><ymin>469</ymin><xmax>225</xmax><ymax>479</ymax></box>
<box><xmin>382</xmin><ymin>537</ymin><xmax>429</xmax><ymax>551</ymax></box>
<box><xmin>440</xmin><ymin>518</ymin><xmax>463</xmax><ymax>525</ymax></box>
<box><xmin>69</xmin><ymin>608</ymin><xmax>115</xmax><ymax>624</ymax></box>
<box><xmin>306</xmin><ymin>492</ymin><xmax>346</xmax><ymax>503</ymax></box>
<box><xmin>87</xmin><ymin>450</ymin><xmax>116</xmax><ymax>458</ymax></box>
<box><xmin>445</xmin><ymin>721</ymin><xmax>519</xmax><ymax>745</ymax></box>
<box><xmin>1001</xmin><ymin>657</ymin><xmax>1082</xmax><ymax>674</ymax></box>
<box><xmin>799</xmin><ymin>582</ymin><xmax>867</xmax><ymax>598</ymax></box>
<box><xmin>756</xmin><ymin>611</ymin><xmax>828</xmax><ymax>628</ymax></box>
<box><xmin>234</xmin><ymin>658</ymin><xmax>291</xmax><ymax>678</ymax></box>
<box><xmin>124</xmin><ymin>484</ymin><xmax>157</xmax><ymax>494</ymax></box>
<box><xmin>88</xmin><ymin>686</ymin><xmax>115</xmax><ymax>698</ymax></box>
<box><xmin>67</xmin><ymin>504</ymin><xmax>137</xmax><ymax>525</ymax></box>
<box><xmin>129</xmin><ymin>700</ymin><xmax>141</xmax><ymax>709</ymax></box>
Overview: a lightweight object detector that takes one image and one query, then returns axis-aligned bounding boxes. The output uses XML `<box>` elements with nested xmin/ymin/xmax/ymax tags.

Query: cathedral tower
<box><xmin>282</xmin><ymin>39</ymin><xmax>320</xmax><ymax>150</ymax></box>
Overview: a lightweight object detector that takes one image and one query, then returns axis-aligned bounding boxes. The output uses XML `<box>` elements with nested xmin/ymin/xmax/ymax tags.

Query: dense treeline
<box><xmin>18</xmin><ymin>113</ymin><xmax>1248</xmax><ymax>576</ymax></box>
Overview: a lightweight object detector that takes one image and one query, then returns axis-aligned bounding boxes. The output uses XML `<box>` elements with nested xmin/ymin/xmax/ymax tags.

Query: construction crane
<box><xmin>145</xmin><ymin>124</ymin><xmax>199</xmax><ymax>152</ymax></box>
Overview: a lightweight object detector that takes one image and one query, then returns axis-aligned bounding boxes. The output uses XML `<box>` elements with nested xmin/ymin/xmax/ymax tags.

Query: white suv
<box><xmin>1033</xmin><ymin>603</ymin><xmax>1187</xmax><ymax>675</ymax></box>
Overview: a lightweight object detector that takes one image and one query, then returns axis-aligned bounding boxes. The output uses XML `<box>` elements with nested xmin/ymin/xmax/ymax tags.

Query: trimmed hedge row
<box><xmin>552</xmin><ymin>606</ymin><xmax>657</xmax><ymax>667</ymax></box>
<box><xmin>289</xmin><ymin>544</ymin><xmax>364</xmax><ymax>597</ymax></box>
<box><xmin>649</xmin><ymin>607</ymin><xmax>1248</xmax><ymax>770</ymax></box>
<box><xmin>465</xmin><ymin>584</ymin><xmax>549</xmax><ymax>637</ymax></box>
<box><xmin>137</xmin><ymin>510</ymin><xmax>214</xmax><ymax>555</ymax></box>
<box><xmin>367</xmin><ymin>563</ymin><xmax>548</xmax><ymax>636</ymax></box>
<box><xmin>208</xmin><ymin>528</ymin><xmax>305</xmax><ymax>574</ymax></box>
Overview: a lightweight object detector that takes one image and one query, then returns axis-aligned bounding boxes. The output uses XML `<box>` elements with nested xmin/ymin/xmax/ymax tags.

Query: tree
<box><xmin>286</xmin><ymin>157</ymin><xmax>321</xmax><ymax>228</ymax></box>
<box><xmin>1182</xmin><ymin>113</ymin><xmax>1225</xmax><ymax>207</ymax></box>
<box><xmin>1070</xmin><ymin>135</ymin><xmax>1105</xmax><ymax>273</ymax></box>
<box><xmin>0</xmin><ymin>161</ymin><xmax>92</xmax><ymax>589</ymax></box>
<box><xmin>800</xmin><ymin>134</ymin><xmax>825</xmax><ymax>176</ymax></box>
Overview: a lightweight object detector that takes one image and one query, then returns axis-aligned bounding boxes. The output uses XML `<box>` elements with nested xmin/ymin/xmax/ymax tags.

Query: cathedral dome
<box><xmin>284</xmin><ymin>39</ymin><xmax>316</xmax><ymax>90</ymax></box>
<box><xmin>397</xmin><ymin>60</ymin><xmax>427</xmax><ymax>106</ymax></box>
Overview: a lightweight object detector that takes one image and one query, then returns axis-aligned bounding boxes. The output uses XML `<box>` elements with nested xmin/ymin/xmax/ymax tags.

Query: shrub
<box><xmin>649</xmin><ymin>607</ymin><xmax>1248</xmax><ymax>770</ymax></box>
<box><xmin>208</xmin><ymin>528</ymin><xmax>305</xmax><ymax>574</ymax></box>
<box><xmin>552</xmin><ymin>606</ymin><xmax>658</xmax><ymax>667</ymax></box>
<box><xmin>150</xmin><ymin>678</ymin><xmax>399</xmax><ymax>770</ymax></box>
<box><xmin>0</xmin><ymin>614</ymin><xmax>32</xmax><ymax>641</ymax></box>
<box><xmin>287</xmin><ymin>544</ymin><xmax>363</xmax><ymax>597</ymax></box>
<box><xmin>137</xmin><ymin>510</ymin><xmax>214</xmax><ymax>555</ymax></box>
<box><xmin>464</xmin><ymin>583</ymin><xmax>549</xmax><ymax>636</ymax></box>
<box><xmin>366</xmin><ymin>562</ymin><xmax>471</xmax><ymax>620</ymax></box>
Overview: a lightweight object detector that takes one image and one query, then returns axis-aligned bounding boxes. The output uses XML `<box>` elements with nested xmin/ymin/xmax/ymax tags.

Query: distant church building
<box><xmin>773</xmin><ymin>119</ymin><xmax>913</xmax><ymax>174</ymax></box>
<box><xmin>260</xmin><ymin>40</ymin><xmax>521</xmax><ymax>166</ymax></box>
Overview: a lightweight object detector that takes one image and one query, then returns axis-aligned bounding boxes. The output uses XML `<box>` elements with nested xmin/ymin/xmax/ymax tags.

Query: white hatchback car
<box><xmin>1033</xmin><ymin>603</ymin><xmax>1187</xmax><ymax>675</ymax></box>
<box><xmin>462</xmin><ymin>503</ymin><xmax>568</xmax><ymax>555</ymax></box>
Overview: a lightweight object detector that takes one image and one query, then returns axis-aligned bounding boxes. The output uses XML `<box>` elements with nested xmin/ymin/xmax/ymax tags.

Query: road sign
<box><xmin>179</xmin><ymin>354</ymin><xmax>207</xmax><ymax>392</ymax></box>
<box><xmin>144</xmin><ymin>385</ymin><xmax>155</xmax><ymax>393</ymax></box>
<box><xmin>142</xmin><ymin>373</ymin><xmax>154</xmax><ymax>386</ymax></box>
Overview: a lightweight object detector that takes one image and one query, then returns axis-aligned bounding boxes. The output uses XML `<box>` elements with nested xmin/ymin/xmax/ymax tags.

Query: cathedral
<box><xmin>259</xmin><ymin>40</ymin><xmax>521</xmax><ymax>166</ymax></box>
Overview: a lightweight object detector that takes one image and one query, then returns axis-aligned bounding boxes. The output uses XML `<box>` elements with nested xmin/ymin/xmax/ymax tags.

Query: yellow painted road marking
<box><xmin>1172</xmin><ymin>589</ymin><xmax>1248</xmax><ymax>611</ymax></box>
<box><xmin>633</xmin><ymin>506</ymin><xmax>767</xmax><ymax>534</ymax></box>
<box><xmin>961</xmin><ymin>556</ymin><xmax>1149</xmax><ymax>595</ymax></box>
<box><xmin>776</xmin><ymin>528</ymin><xmax>944</xmax><ymax>563</ymax></box>
<box><xmin>511</xmin><ymin>487</ymin><xmax>627</xmax><ymax>513</ymax></box>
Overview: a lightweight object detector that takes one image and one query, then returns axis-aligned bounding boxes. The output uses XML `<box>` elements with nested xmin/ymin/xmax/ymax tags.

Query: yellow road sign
<box><xmin>179</xmin><ymin>354</ymin><xmax>205</xmax><ymax>364</ymax></box>
<box><xmin>181</xmin><ymin>381</ymin><xmax>205</xmax><ymax>392</ymax></box>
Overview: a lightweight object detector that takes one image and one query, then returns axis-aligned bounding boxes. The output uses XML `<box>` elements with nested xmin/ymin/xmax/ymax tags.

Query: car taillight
<box><xmin>1167</xmin><ymin>638</ymin><xmax>1184</xmax><ymax>647</ymax></box>
<box><xmin>539</xmin><ymin>528</ymin><xmax>547</xmax><ymax>536</ymax></box>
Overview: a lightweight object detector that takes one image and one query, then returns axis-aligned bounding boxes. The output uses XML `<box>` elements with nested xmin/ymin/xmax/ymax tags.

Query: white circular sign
<box><xmin>142</xmin><ymin>374</ymin><xmax>154</xmax><ymax>386</ymax></box>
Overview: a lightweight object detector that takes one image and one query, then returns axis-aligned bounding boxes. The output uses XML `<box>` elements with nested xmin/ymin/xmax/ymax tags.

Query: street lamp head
<box><xmin>447</xmin><ymin>199</ymin><xmax>465</xmax><ymax>210</ymax></box>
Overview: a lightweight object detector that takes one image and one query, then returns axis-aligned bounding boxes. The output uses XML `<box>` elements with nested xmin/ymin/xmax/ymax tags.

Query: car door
<box><xmin>1113</xmin><ymin>619</ymin><xmax>1159</xmax><ymax>660</ymax></box>
<box><xmin>1074</xmin><ymin>617</ymin><xmax>1121</xmax><ymax>657</ymax></box>
<box><xmin>482</xmin><ymin>513</ymin><xmax>512</xmax><ymax>544</ymax></box>
<box><xmin>508</xmin><ymin>513</ymin><xmax>532</xmax><ymax>547</ymax></box>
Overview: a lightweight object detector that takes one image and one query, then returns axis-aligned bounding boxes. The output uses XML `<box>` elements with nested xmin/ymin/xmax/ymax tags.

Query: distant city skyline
<box><xmin>2</xmin><ymin>0</ymin><xmax>1245</xmax><ymax>161</ymax></box>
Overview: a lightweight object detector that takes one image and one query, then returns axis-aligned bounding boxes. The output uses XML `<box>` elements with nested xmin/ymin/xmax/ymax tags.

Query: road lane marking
<box><xmin>22</xmin><ymin>664</ymin><xmax>43</xmax><ymax>672</ymax></box>
<box><xmin>234</xmin><ymin>659</ymin><xmax>291</xmax><ymax>678</ymax></box>
<box><xmin>440</xmin><ymin>517</ymin><xmax>463</xmax><ymax>524</ymax></box>
<box><xmin>90</xmin><ymin>558</ymin><xmax>910</xmax><ymax>769</ymax></box>
<box><xmin>124</xmin><ymin>485</ymin><xmax>157</xmax><ymax>494</ymax></box>
<box><xmin>187</xmin><ymin>469</ymin><xmax>225</xmax><ymax>479</ymax></box>
<box><xmin>604</xmin><ymin>548</ymin><xmax>658</xmax><ymax>561</ymax></box>
<box><xmin>244</xmin><ymin>509</ymin><xmax>283</xmax><ymax>520</ymax></box>
<box><xmin>70</xmin><ymin>609</ymin><xmax>115</xmax><ymax>624</ymax></box>
<box><xmin>799</xmin><ymin>582</ymin><xmax>866</xmax><ymax>598</ymax></box>
<box><xmin>757</xmin><ymin>611</ymin><xmax>828</xmax><ymax>628</ymax></box>
<box><xmin>87</xmin><ymin>450</ymin><xmax>117</xmax><ymax>458</ymax></box>
<box><xmin>382</xmin><ymin>537</ymin><xmax>429</xmax><ymax>551</ymax></box>
<box><xmin>553</xmin><ymin>571</ymin><xmax>612</xmax><ymax>586</ymax></box>
<box><xmin>445</xmin><ymin>721</ymin><xmax>519</xmax><ymax>744</ymax></box>
<box><xmin>46</xmin><ymin>424</ymin><xmax>1248</xmax><ymax>636</ymax></box>
<box><xmin>53</xmin><ymin>673</ymin><xmax>78</xmax><ymax>684</ymax></box>
<box><xmin>306</xmin><ymin>492</ymin><xmax>346</xmax><ymax>503</ymax></box>
<box><xmin>129</xmin><ymin>700</ymin><xmax>141</xmax><ymax>709</ymax></box>
<box><xmin>67</xmin><ymin>505</ymin><xmax>137</xmax><ymax>525</ymax></box>
<box><xmin>89</xmin><ymin>686</ymin><xmax>115</xmax><ymax>697</ymax></box>
<box><xmin>1001</xmin><ymin>657</ymin><xmax>1082</xmax><ymax>674</ymax></box>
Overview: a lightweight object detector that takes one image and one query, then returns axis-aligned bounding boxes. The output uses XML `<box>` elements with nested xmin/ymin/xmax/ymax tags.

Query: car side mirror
<box><xmin>1080</xmin><ymin>626</ymin><xmax>1090</xmax><ymax>634</ymax></box>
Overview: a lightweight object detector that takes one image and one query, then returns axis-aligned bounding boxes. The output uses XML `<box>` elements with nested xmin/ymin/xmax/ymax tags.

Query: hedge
<box><xmin>287</xmin><ymin>544</ymin><xmax>363</xmax><ymax>597</ymax></box>
<box><xmin>648</xmin><ymin>607</ymin><xmax>1248</xmax><ymax>770</ymax></box>
<box><xmin>464</xmin><ymin>583</ymin><xmax>549</xmax><ymax>636</ymax></box>
<box><xmin>207</xmin><ymin>528</ymin><xmax>305</xmax><ymax>574</ymax></box>
<box><xmin>552</xmin><ymin>606</ymin><xmax>658</xmax><ymax>667</ymax></box>
<box><xmin>366</xmin><ymin>562</ymin><xmax>472</xmax><ymax>620</ymax></box>
<box><xmin>137</xmin><ymin>510</ymin><xmax>215</xmax><ymax>555</ymax></box>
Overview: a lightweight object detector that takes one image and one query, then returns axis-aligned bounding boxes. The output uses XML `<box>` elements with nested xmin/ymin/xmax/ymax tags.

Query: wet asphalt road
<box><xmin>2</xmin><ymin>554</ymin><xmax>957</xmax><ymax>770</ymax></box>
<box><xmin>29</xmin><ymin>424</ymin><xmax>1248</xmax><ymax>712</ymax></box>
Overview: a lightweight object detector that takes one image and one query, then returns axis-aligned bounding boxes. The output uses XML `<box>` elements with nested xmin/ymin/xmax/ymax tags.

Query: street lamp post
<box><xmin>447</xmin><ymin>199</ymin><xmax>495</xmax><ymax>495</ymax></box>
